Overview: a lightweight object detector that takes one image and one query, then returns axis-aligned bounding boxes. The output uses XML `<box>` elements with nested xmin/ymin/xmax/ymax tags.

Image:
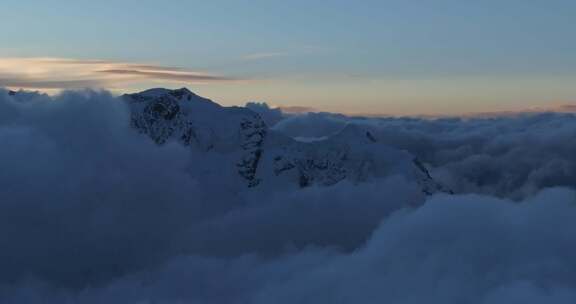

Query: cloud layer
<box><xmin>269</xmin><ymin>110</ymin><xmax>576</xmax><ymax>199</ymax></box>
<box><xmin>2</xmin><ymin>89</ymin><xmax>576</xmax><ymax>303</ymax></box>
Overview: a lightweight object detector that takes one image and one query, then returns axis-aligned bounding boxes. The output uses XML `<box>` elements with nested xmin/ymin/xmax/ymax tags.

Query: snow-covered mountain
<box><xmin>124</xmin><ymin>88</ymin><xmax>450</xmax><ymax>194</ymax></box>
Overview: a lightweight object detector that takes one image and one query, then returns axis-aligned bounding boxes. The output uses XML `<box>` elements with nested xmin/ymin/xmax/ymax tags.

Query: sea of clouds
<box><xmin>1</xmin><ymin>91</ymin><xmax>576</xmax><ymax>303</ymax></box>
<box><xmin>253</xmin><ymin>105</ymin><xmax>576</xmax><ymax>200</ymax></box>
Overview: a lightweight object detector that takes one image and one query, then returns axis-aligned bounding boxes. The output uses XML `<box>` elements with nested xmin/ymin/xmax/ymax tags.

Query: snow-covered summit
<box><xmin>124</xmin><ymin>88</ymin><xmax>449</xmax><ymax>194</ymax></box>
<box><xmin>130</xmin><ymin>88</ymin><xmax>216</xmax><ymax>105</ymax></box>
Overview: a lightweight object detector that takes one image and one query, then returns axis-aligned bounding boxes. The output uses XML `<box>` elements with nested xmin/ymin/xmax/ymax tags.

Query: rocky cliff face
<box><xmin>124</xmin><ymin>88</ymin><xmax>449</xmax><ymax>194</ymax></box>
<box><xmin>124</xmin><ymin>88</ymin><xmax>267</xmax><ymax>187</ymax></box>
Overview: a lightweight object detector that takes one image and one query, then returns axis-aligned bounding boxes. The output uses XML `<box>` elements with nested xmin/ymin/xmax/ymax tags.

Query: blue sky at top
<box><xmin>1</xmin><ymin>0</ymin><xmax>576</xmax><ymax>115</ymax></box>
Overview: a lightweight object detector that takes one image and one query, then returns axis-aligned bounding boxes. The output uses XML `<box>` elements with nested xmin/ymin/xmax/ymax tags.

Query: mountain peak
<box><xmin>124</xmin><ymin>87</ymin><xmax>221</xmax><ymax>109</ymax></box>
<box><xmin>131</xmin><ymin>87</ymin><xmax>195</xmax><ymax>99</ymax></box>
<box><xmin>124</xmin><ymin>87</ymin><xmax>449</xmax><ymax>194</ymax></box>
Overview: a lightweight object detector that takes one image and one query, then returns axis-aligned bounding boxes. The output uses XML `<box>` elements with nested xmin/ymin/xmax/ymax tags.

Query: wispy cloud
<box><xmin>241</xmin><ymin>46</ymin><xmax>326</xmax><ymax>62</ymax></box>
<box><xmin>97</xmin><ymin>69</ymin><xmax>236</xmax><ymax>82</ymax></box>
<box><xmin>0</xmin><ymin>57</ymin><xmax>240</xmax><ymax>91</ymax></box>
<box><xmin>242</xmin><ymin>52</ymin><xmax>289</xmax><ymax>61</ymax></box>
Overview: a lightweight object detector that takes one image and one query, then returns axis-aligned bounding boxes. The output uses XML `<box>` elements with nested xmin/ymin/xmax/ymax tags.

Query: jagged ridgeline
<box><xmin>123</xmin><ymin>88</ymin><xmax>450</xmax><ymax>194</ymax></box>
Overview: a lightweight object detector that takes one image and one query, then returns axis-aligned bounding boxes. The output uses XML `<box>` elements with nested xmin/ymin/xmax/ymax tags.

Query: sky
<box><xmin>1</xmin><ymin>0</ymin><xmax>576</xmax><ymax>115</ymax></box>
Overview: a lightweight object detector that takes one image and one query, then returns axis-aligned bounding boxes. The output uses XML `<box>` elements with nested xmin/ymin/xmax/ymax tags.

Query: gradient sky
<box><xmin>1</xmin><ymin>0</ymin><xmax>576</xmax><ymax>115</ymax></box>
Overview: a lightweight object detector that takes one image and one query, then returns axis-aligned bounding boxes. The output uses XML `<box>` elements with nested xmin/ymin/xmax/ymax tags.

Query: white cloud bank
<box><xmin>3</xmin><ymin>188</ymin><xmax>576</xmax><ymax>304</ymax></box>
